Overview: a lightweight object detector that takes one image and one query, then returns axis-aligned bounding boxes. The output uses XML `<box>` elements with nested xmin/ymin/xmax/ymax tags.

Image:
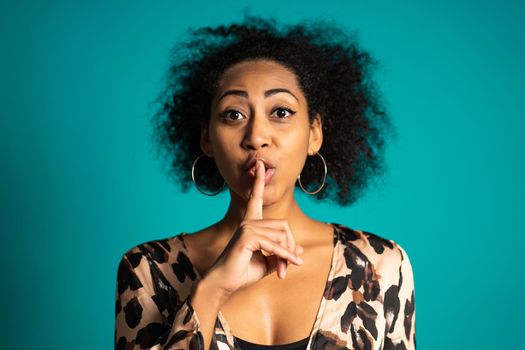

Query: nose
<box><xmin>241</xmin><ymin>112</ymin><xmax>272</xmax><ymax>151</ymax></box>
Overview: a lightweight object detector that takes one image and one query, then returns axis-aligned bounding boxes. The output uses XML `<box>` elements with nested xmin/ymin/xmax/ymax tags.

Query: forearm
<box><xmin>189</xmin><ymin>276</ymin><xmax>231</xmax><ymax>350</ymax></box>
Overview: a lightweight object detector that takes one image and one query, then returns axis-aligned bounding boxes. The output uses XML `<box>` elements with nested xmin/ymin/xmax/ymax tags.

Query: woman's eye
<box><xmin>220</xmin><ymin>107</ymin><xmax>296</xmax><ymax>121</ymax></box>
<box><xmin>273</xmin><ymin>107</ymin><xmax>296</xmax><ymax>119</ymax></box>
<box><xmin>221</xmin><ymin>110</ymin><xmax>245</xmax><ymax>121</ymax></box>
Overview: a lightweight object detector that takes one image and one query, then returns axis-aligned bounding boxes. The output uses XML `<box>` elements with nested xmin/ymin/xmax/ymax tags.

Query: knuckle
<box><xmin>286</xmin><ymin>223</ymin><xmax>294</xmax><ymax>237</ymax></box>
<box><xmin>239</xmin><ymin>219</ymin><xmax>254</xmax><ymax>230</ymax></box>
<box><xmin>279</xmin><ymin>220</ymin><xmax>292</xmax><ymax>233</ymax></box>
<box><xmin>277</xmin><ymin>231</ymin><xmax>288</xmax><ymax>246</ymax></box>
<box><xmin>238</xmin><ymin>235</ymin><xmax>250</xmax><ymax>247</ymax></box>
<box><xmin>238</xmin><ymin>222</ymin><xmax>254</xmax><ymax>237</ymax></box>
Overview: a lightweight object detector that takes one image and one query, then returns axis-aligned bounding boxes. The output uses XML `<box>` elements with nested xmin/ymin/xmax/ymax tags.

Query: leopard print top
<box><xmin>115</xmin><ymin>223</ymin><xmax>416</xmax><ymax>350</ymax></box>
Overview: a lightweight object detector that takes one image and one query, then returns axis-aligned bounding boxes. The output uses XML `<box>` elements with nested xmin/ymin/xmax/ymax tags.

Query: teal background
<box><xmin>1</xmin><ymin>0</ymin><xmax>523</xmax><ymax>348</ymax></box>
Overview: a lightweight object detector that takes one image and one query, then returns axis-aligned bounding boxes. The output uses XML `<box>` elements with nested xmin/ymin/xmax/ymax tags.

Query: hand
<box><xmin>204</xmin><ymin>159</ymin><xmax>304</xmax><ymax>296</ymax></box>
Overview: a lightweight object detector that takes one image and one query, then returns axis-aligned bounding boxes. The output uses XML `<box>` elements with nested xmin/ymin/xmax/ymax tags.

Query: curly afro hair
<box><xmin>151</xmin><ymin>14</ymin><xmax>396</xmax><ymax>206</ymax></box>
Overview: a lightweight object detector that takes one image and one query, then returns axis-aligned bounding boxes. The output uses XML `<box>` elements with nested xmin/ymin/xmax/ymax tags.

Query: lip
<box><xmin>246</xmin><ymin>166</ymin><xmax>275</xmax><ymax>185</ymax></box>
<box><xmin>242</xmin><ymin>157</ymin><xmax>276</xmax><ymax>172</ymax></box>
<box><xmin>243</xmin><ymin>156</ymin><xmax>276</xmax><ymax>185</ymax></box>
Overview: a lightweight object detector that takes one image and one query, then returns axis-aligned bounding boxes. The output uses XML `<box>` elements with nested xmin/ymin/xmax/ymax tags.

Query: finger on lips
<box><xmin>252</xmin><ymin>159</ymin><xmax>271</xmax><ymax>256</ymax></box>
<box><xmin>244</xmin><ymin>159</ymin><xmax>303</xmax><ymax>272</ymax></box>
<box><xmin>245</xmin><ymin>159</ymin><xmax>265</xmax><ymax>221</ymax></box>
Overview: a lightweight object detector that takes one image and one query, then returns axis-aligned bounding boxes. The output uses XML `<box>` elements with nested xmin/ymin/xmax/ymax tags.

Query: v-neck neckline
<box><xmin>177</xmin><ymin>222</ymin><xmax>340</xmax><ymax>349</ymax></box>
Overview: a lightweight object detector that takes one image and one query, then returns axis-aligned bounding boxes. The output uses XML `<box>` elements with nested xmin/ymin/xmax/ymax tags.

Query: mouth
<box><xmin>243</xmin><ymin>157</ymin><xmax>276</xmax><ymax>185</ymax></box>
<box><xmin>246</xmin><ymin>166</ymin><xmax>276</xmax><ymax>185</ymax></box>
<box><xmin>243</xmin><ymin>157</ymin><xmax>275</xmax><ymax>172</ymax></box>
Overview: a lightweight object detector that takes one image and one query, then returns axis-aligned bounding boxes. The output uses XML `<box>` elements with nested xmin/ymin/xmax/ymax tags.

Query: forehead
<box><xmin>215</xmin><ymin>59</ymin><xmax>302</xmax><ymax>95</ymax></box>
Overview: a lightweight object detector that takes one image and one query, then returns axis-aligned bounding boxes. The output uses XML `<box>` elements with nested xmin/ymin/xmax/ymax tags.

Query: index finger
<box><xmin>244</xmin><ymin>159</ymin><xmax>265</xmax><ymax>220</ymax></box>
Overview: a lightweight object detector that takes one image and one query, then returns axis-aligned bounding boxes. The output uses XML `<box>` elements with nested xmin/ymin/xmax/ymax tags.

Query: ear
<box><xmin>200</xmin><ymin>125</ymin><xmax>213</xmax><ymax>157</ymax></box>
<box><xmin>308</xmin><ymin>113</ymin><xmax>323</xmax><ymax>155</ymax></box>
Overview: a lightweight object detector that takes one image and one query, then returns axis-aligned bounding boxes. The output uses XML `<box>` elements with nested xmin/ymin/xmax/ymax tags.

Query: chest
<box><xmin>219</xmin><ymin>245</ymin><xmax>334</xmax><ymax>345</ymax></box>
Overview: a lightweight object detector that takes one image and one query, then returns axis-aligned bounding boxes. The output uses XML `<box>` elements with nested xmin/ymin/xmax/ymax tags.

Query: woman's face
<box><xmin>202</xmin><ymin>59</ymin><xmax>323</xmax><ymax>205</ymax></box>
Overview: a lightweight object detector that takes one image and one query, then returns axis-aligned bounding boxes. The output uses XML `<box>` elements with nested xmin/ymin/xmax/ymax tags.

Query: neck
<box><xmin>216</xmin><ymin>188</ymin><xmax>315</xmax><ymax>245</ymax></box>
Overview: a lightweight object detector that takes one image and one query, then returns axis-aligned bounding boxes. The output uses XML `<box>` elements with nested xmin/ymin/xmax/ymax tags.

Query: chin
<box><xmin>229</xmin><ymin>182</ymin><xmax>277</xmax><ymax>203</ymax></box>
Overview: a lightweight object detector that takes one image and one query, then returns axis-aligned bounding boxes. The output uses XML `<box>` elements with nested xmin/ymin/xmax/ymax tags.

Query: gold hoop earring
<box><xmin>297</xmin><ymin>152</ymin><xmax>327</xmax><ymax>195</ymax></box>
<box><xmin>191</xmin><ymin>154</ymin><xmax>226</xmax><ymax>196</ymax></box>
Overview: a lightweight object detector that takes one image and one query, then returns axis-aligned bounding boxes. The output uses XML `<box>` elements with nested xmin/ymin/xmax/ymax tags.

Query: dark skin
<box><xmin>184</xmin><ymin>59</ymin><xmax>335</xmax><ymax>344</ymax></box>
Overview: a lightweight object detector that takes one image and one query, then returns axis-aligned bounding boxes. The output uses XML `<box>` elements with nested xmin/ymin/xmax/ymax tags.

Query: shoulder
<box><xmin>120</xmin><ymin>234</ymin><xmax>186</xmax><ymax>266</ymax></box>
<box><xmin>331</xmin><ymin>222</ymin><xmax>413</xmax><ymax>277</ymax></box>
<box><xmin>116</xmin><ymin>233</ymin><xmax>198</xmax><ymax>296</ymax></box>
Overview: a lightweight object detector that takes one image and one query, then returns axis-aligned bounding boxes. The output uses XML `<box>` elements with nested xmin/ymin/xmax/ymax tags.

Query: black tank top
<box><xmin>234</xmin><ymin>336</ymin><xmax>309</xmax><ymax>350</ymax></box>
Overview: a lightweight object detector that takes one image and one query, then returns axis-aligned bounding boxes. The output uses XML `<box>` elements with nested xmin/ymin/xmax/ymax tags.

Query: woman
<box><xmin>115</xmin><ymin>15</ymin><xmax>416</xmax><ymax>350</ymax></box>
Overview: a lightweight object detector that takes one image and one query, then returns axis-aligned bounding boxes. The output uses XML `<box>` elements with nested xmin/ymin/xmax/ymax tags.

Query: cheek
<box><xmin>209</xmin><ymin>132</ymin><xmax>239</xmax><ymax>175</ymax></box>
<box><xmin>277</xmin><ymin>131</ymin><xmax>310</xmax><ymax>175</ymax></box>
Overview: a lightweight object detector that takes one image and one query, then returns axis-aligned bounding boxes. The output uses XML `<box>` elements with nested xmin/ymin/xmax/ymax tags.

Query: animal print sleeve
<box><xmin>383</xmin><ymin>243</ymin><xmax>417</xmax><ymax>350</ymax></box>
<box><xmin>115</xmin><ymin>251</ymin><xmax>205</xmax><ymax>350</ymax></box>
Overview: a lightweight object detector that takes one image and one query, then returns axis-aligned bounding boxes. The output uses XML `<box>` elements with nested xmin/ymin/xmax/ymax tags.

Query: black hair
<box><xmin>151</xmin><ymin>14</ymin><xmax>396</xmax><ymax>206</ymax></box>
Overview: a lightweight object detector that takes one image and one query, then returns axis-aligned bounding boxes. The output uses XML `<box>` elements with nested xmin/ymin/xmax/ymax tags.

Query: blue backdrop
<box><xmin>1</xmin><ymin>0</ymin><xmax>523</xmax><ymax>348</ymax></box>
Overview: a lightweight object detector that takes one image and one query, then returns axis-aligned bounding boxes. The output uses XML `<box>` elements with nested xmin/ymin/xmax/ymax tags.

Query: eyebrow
<box><xmin>217</xmin><ymin>88</ymin><xmax>299</xmax><ymax>103</ymax></box>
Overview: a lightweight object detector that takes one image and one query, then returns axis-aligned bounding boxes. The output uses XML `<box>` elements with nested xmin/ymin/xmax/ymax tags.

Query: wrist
<box><xmin>192</xmin><ymin>274</ymin><xmax>231</xmax><ymax>308</ymax></box>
